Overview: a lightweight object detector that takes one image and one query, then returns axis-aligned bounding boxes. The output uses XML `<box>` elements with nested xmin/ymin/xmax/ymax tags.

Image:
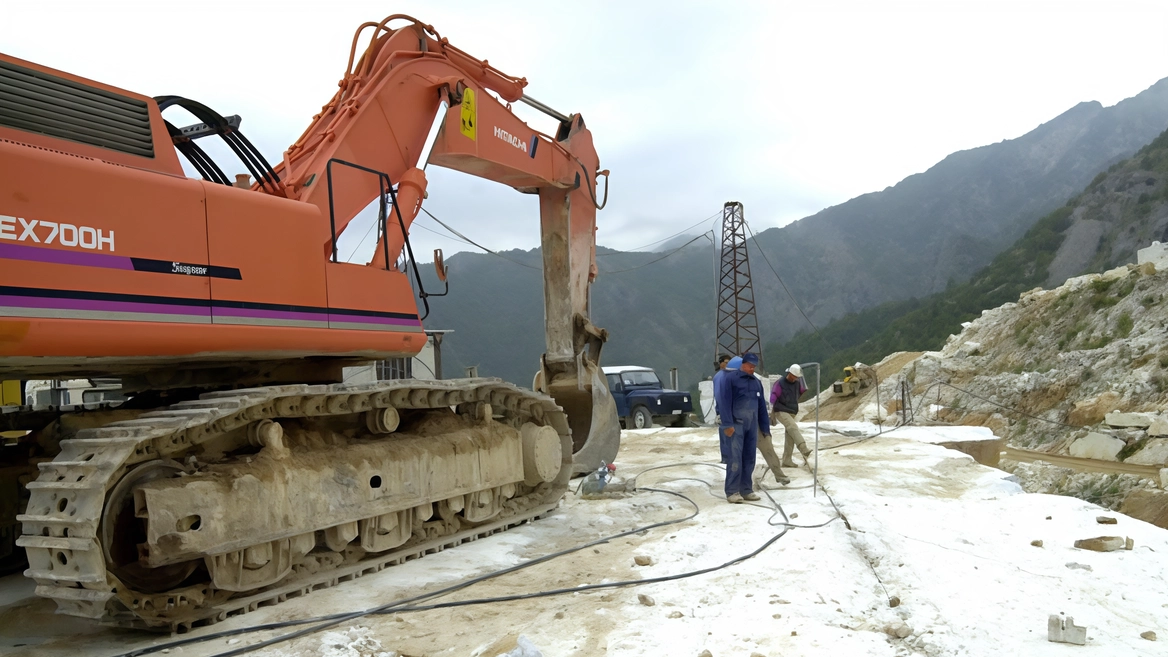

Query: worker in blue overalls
<box><xmin>712</xmin><ymin>355</ymin><xmax>740</xmax><ymax>464</ymax></box>
<box><xmin>714</xmin><ymin>352</ymin><xmax>770</xmax><ymax>503</ymax></box>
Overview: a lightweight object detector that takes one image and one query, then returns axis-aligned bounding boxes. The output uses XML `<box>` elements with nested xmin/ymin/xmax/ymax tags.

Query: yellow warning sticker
<box><xmin>460</xmin><ymin>88</ymin><xmax>477</xmax><ymax>141</ymax></box>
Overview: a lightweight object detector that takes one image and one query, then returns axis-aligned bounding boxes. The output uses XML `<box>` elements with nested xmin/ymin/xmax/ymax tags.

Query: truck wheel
<box><xmin>631</xmin><ymin>406</ymin><xmax>653</xmax><ymax>429</ymax></box>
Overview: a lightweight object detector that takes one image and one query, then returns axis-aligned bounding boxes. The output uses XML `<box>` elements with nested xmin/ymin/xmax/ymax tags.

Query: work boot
<box><xmin>799</xmin><ymin>444</ymin><xmax>812</xmax><ymax>460</ymax></box>
<box><xmin>781</xmin><ymin>459</ymin><xmax>797</xmax><ymax>468</ymax></box>
<box><xmin>727</xmin><ymin>493</ymin><xmax>744</xmax><ymax>504</ymax></box>
<box><xmin>774</xmin><ymin>471</ymin><xmax>791</xmax><ymax>486</ymax></box>
<box><xmin>743</xmin><ymin>492</ymin><xmax>761</xmax><ymax>501</ymax></box>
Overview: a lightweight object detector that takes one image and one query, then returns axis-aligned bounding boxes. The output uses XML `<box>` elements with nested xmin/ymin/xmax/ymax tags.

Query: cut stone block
<box><xmin>1048</xmin><ymin>614</ymin><xmax>1087</xmax><ymax>645</ymax></box>
<box><xmin>1104</xmin><ymin>411</ymin><xmax>1157</xmax><ymax>429</ymax></box>
<box><xmin>1074</xmin><ymin>536</ymin><xmax>1125</xmax><ymax>552</ymax></box>
<box><xmin>1148</xmin><ymin>416</ymin><xmax>1168</xmax><ymax>437</ymax></box>
<box><xmin>1068</xmin><ymin>432</ymin><xmax>1125</xmax><ymax>461</ymax></box>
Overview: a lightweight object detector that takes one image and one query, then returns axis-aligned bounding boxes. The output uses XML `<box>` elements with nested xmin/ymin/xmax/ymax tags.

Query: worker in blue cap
<box><xmin>714</xmin><ymin>352</ymin><xmax>771</xmax><ymax>502</ymax></box>
<box><xmin>712</xmin><ymin>355</ymin><xmax>741</xmax><ymax>463</ymax></box>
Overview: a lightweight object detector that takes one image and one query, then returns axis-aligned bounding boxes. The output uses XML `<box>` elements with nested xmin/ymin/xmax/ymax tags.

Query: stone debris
<box><xmin>318</xmin><ymin>626</ymin><xmax>397</xmax><ymax>657</ymax></box>
<box><xmin>1142</xmin><ymin>630</ymin><xmax>1158</xmax><ymax>641</ymax></box>
<box><xmin>1048</xmin><ymin>614</ymin><xmax>1087</xmax><ymax>645</ymax></box>
<box><xmin>751</xmin><ymin>653</ymin><xmax>766</xmax><ymax>657</ymax></box>
<box><xmin>502</xmin><ymin>635</ymin><xmax>544</xmax><ymax>657</ymax></box>
<box><xmin>1065</xmin><ymin>562</ymin><xmax>1093</xmax><ymax>571</ymax></box>
<box><xmin>553</xmin><ymin>611</ymin><xmax>564</xmax><ymax>619</ymax></box>
<box><xmin>1125</xmin><ymin>536</ymin><xmax>1134</xmax><ymax>550</ymax></box>
<box><xmin>634</xmin><ymin>555</ymin><xmax>653</xmax><ymax>566</ymax></box>
<box><xmin>668</xmin><ymin>611</ymin><xmax>684</xmax><ymax>619</ymax></box>
<box><xmin>638</xmin><ymin>594</ymin><xmax>655</xmax><ymax>607</ymax></box>
<box><xmin>1096</xmin><ymin>516</ymin><xmax>1118</xmax><ymax>524</ymax></box>
<box><xmin>1074</xmin><ymin>536</ymin><xmax>1126</xmax><ymax>552</ymax></box>
<box><xmin>698</xmin><ymin>650</ymin><xmax>713</xmax><ymax>657</ymax></box>
<box><xmin>884</xmin><ymin>622</ymin><xmax>912</xmax><ymax>638</ymax></box>
<box><xmin>1031</xmin><ymin>539</ymin><xmax>1044</xmax><ymax>547</ymax></box>
<box><xmin>888</xmin><ymin>595</ymin><xmax>901</xmax><ymax>607</ymax></box>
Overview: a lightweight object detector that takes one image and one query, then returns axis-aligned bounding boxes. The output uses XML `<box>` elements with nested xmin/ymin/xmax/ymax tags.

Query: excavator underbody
<box><xmin>10</xmin><ymin>377</ymin><xmax>581</xmax><ymax>630</ymax></box>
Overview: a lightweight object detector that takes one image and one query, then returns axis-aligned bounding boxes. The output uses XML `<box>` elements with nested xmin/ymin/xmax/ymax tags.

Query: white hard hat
<box><xmin>788</xmin><ymin>364</ymin><xmax>803</xmax><ymax>378</ymax></box>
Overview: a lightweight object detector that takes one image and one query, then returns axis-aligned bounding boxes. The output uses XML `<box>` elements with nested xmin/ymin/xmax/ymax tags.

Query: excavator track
<box><xmin>16</xmin><ymin>378</ymin><xmax>572</xmax><ymax>631</ymax></box>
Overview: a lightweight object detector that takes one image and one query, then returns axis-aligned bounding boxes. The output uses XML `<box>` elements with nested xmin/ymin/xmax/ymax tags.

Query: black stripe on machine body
<box><xmin>0</xmin><ymin>285</ymin><xmax>420</xmax><ymax>320</ymax></box>
<box><xmin>130</xmin><ymin>258</ymin><xmax>242</xmax><ymax>280</ymax></box>
<box><xmin>0</xmin><ymin>285</ymin><xmax>210</xmax><ymax>307</ymax></box>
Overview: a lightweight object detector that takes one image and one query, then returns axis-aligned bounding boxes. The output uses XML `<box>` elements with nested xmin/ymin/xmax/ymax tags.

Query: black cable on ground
<box><xmin>116</xmin><ymin>487</ymin><xmax>702</xmax><ymax>657</ymax></box>
<box><xmin>120</xmin><ymin>462</ymin><xmax>837</xmax><ymax>657</ymax></box>
<box><xmin>197</xmin><ymin>487</ymin><xmax>796</xmax><ymax>657</ymax></box>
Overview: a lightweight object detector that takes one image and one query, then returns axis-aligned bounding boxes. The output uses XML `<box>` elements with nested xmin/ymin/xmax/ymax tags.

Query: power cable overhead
<box><xmin>419</xmin><ymin>208</ymin><xmax>541</xmax><ymax>271</ymax></box>
<box><xmin>597</xmin><ymin>232</ymin><xmax>710</xmax><ymax>274</ymax></box>
<box><xmin>597</xmin><ymin>210</ymin><xmax>721</xmax><ymax>256</ymax></box>
<box><xmin>744</xmin><ymin>222</ymin><xmax>839</xmax><ymax>356</ymax></box>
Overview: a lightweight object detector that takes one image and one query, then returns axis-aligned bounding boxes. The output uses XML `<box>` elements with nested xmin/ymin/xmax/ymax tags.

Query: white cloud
<box><xmin>4</xmin><ymin>0</ymin><xmax>1167</xmax><ymax>257</ymax></box>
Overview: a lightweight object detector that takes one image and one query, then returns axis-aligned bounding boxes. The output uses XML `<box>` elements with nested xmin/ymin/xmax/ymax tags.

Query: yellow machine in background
<box><xmin>832</xmin><ymin>365</ymin><xmax>875</xmax><ymax>397</ymax></box>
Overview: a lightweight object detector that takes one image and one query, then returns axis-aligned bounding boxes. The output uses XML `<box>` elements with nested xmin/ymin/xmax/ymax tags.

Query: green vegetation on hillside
<box><xmin>766</xmin><ymin>127</ymin><xmax>1168</xmax><ymax>381</ymax></box>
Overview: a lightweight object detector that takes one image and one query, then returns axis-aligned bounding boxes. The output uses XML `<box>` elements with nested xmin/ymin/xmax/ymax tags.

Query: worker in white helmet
<box><xmin>769</xmin><ymin>363</ymin><xmax>812</xmax><ymax>467</ymax></box>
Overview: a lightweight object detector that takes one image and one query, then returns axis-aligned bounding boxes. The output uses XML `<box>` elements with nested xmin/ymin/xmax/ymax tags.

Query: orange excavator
<box><xmin>0</xmin><ymin>15</ymin><xmax>620</xmax><ymax>629</ymax></box>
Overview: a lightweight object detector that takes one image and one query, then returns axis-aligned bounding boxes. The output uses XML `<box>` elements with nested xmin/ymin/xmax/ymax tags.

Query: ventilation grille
<box><xmin>0</xmin><ymin>60</ymin><xmax>154</xmax><ymax>158</ymax></box>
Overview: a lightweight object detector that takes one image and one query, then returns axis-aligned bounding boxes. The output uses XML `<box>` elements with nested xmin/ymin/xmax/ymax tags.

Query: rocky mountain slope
<box><xmin>421</xmin><ymin>78</ymin><xmax>1168</xmax><ymax>388</ymax></box>
<box><xmin>769</xmin><ymin>125</ymin><xmax>1168</xmax><ymax>381</ymax></box>
<box><xmin>824</xmin><ymin>261</ymin><xmax>1168</xmax><ymax>523</ymax></box>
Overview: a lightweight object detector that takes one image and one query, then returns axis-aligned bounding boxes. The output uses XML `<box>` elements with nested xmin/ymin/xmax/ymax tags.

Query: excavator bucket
<box><xmin>535</xmin><ymin>361</ymin><xmax>621</xmax><ymax>474</ymax></box>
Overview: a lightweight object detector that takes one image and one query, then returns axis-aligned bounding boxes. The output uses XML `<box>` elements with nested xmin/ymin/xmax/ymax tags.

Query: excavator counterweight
<box><xmin>0</xmin><ymin>15</ymin><xmax>619</xmax><ymax>628</ymax></box>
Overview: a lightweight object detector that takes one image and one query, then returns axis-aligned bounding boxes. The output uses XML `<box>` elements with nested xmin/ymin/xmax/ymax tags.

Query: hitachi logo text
<box><xmin>0</xmin><ymin>215</ymin><xmax>115</xmax><ymax>252</ymax></box>
<box><xmin>493</xmin><ymin>126</ymin><xmax>527</xmax><ymax>153</ymax></box>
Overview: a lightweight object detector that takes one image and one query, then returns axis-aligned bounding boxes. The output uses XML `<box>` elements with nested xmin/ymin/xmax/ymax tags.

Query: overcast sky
<box><xmin>6</xmin><ymin>0</ymin><xmax>1168</xmax><ymax>258</ymax></box>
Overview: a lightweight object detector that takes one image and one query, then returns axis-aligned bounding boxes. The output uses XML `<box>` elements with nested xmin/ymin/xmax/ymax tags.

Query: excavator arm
<box><xmin>265</xmin><ymin>16</ymin><xmax>618</xmax><ymax>470</ymax></box>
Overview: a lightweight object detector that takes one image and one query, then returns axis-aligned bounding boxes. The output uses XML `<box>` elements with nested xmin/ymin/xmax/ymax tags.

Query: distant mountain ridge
<box><xmin>767</xmin><ymin>126</ymin><xmax>1168</xmax><ymax>378</ymax></box>
<box><xmin>419</xmin><ymin>77</ymin><xmax>1168</xmax><ymax>390</ymax></box>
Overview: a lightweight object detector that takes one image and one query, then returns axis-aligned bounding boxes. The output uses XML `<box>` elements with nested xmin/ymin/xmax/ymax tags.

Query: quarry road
<box><xmin>1003</xmin><ymin>446</ymin><xmax>1163</xmax><ymax>478</ymax></box>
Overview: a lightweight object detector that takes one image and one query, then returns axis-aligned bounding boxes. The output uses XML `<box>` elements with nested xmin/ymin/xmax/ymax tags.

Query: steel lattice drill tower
<box><xmin>715</xmin><ymin>201</ymin><xmax>764</xmax><ymax>370</ymax></box>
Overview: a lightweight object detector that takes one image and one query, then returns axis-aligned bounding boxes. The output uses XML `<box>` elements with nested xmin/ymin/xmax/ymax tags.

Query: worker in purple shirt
<box><xmin>714</xmin><ymin>353</ymin><xmax>770</xmax><ymax>503</ymax></box>
<box><xmin>712</xmin><ymin>355</ymin><xmax>739</xmax><ymax>464</ymax></box>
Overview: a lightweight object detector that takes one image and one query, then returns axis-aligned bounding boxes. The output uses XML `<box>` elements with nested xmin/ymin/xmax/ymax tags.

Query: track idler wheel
<box><xmin>100</xmin><ymin>460</ymin><xmax>200</xmax><ymax>593</ymax></box>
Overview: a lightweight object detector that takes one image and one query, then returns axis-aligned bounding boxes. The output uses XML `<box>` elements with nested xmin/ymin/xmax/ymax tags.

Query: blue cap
<box><xmin>727</xmin><ymin>356</ymin><xmax>742</xmax><ymax>369</ymax></box>
<box><xmin>741</xmin><ymin>353</ymin><xmax>760</xmax><ymax>366</ymax></box>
